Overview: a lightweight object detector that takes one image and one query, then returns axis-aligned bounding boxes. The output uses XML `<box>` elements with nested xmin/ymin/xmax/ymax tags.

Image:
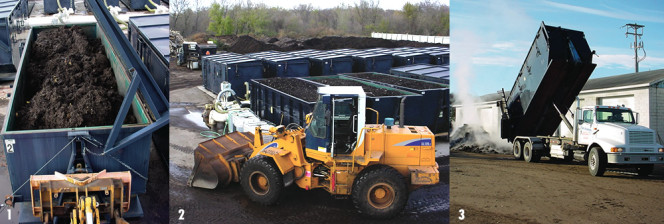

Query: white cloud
<box><xmin>594</xmin><ymin>54</ymin><xmax>664</xmax><ymax>70</ymax></box>
<box><xmin>542</xmin><ymin>0</ymin><xmax>664</xmax><ymax>23</ymax></box>
<box><xmin>471</xmin><ymin>56</ymin><xmax>522</xmax><ymax>66</ymax></box>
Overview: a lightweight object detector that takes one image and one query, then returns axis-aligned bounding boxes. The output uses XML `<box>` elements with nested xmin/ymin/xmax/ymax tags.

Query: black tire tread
<box><xmin>240</xmin><ymin>155</ymin><xmax>284</xmax><ymax>205</ymax></box>
<box><xmin>351</xmin><ymin>165</ymin><xmax>408</xmax><ymax>219</ymax></box>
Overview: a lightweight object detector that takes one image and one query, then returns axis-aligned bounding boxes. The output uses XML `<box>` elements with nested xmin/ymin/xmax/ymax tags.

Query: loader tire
<box><xmin>588</xmin><ymin>147</ymin><xmax>606</xmax><ymax>176</ymax></box>
<box><xmin>523</xmin><ymin>141</ymin><xmax>540</xmax><ymax>163</ymax></box>
<box><xmin>513</xmin><ymin>140</ymin><xmax>523</xmax><ymax>160</ymax></box>
<box><xmin>240</xmin><ymin>155</ymin><xmax>283</xmax><ymax>205</ymax></box>
<box><xmin>351</xmin><ymin>166</ymin><xmax>408</xmax><ymax>219</ymax></box>
<box><xmin>636</xmin><ymin>164</ymin><xmax>654</xmax><ymax>177</ymax></box>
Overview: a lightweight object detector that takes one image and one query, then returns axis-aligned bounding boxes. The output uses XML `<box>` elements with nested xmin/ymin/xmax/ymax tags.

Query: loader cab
<box><xmin>305</xmin><ymin>86</ymin><xmax>366</xmax><ymax>157</ymax></box>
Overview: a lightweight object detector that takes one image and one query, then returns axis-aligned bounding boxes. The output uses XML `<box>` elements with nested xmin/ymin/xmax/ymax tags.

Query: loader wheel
<box><xmin>513</xmin><ymin>141</ymin><xmax>523</xmax><ymax>160</ymax></box>
<box><xmin>636</xmin><ymin>164</ymin><xmax>654</xmax><ymax>177</ymax></box>
<box><xmin>523</xmin><ymin>141</ymin><xmax>540</xmax><ymax>163</ymax></box>
<box><xmin>240</xmin><ymin>155</ymin><xmax>283</xmax><ymax>205</ymax></box>
<box><xmin>352</xmin><ymin>166</ymin><xmax>408</xmax><ymax>219</ymax></box>
<box><xmin>588</xmin><ymin>147</ymin><xmax>606</xmax><ymax>176</ymax></box>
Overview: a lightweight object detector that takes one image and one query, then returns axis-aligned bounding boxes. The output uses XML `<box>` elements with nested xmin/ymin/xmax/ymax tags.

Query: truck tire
<box><xmin>636</xmin><ymin>164</ymin><xmax>654</xmax><ymax>177</ymax></box>
<box><xmin>352</xmin><ymin>166</ymin><xmax>408</xmax><ymax>219</ymax></box>
<box><xmin>513</xmin><ymin>141</ymin><xmax>523</xmax><ymax>160</ymax></box>
<box><xmin>523</xmin><ymin>141</ymin><xmax>541</xmax><ymax>163</ymax></box>
<box><xmin>240</xmin><ymin>155</ymin><xmax>284</xmax><ymax>205</ymax></box>
<box><xmin>588</xmin><ymin>147</ymin><xmax>607</xmax><ymax>176</ymax></box>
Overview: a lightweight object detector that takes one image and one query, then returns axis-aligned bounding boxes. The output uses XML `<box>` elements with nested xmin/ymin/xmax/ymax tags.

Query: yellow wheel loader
<box><xmin>188</xmin><ymin>86</ymin><xmax>440</xmax><ymax>218</ymax></box>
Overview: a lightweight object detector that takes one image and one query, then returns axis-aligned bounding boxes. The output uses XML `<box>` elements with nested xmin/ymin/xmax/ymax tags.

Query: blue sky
<box><xmin>450</xmin><ymin>0</ymin><xmax>664</xmax><ymax>96</ymax></box>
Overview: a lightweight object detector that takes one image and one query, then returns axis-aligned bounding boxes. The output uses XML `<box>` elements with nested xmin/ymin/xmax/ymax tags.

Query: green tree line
<box><xmin>171</xmin><ymin>0</ymin><xmax>449</xmax><ymax>38</ymax></box>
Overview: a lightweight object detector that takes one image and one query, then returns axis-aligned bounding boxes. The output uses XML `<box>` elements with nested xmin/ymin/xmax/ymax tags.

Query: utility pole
<box><xmin>622</xmin><ymin>23</ymin><xmax>645</xmax><ymax>73</ymax></box>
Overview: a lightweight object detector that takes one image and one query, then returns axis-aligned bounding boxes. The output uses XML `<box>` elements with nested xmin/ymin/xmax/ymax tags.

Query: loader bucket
<box><xmin>188</xmin><ymin>131</ymin><xmax>255</xmax><ymax>189</ymax></box>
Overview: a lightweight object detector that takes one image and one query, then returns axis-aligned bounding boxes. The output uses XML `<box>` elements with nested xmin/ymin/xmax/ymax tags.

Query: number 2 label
<box><xmin>178</xmin><ymin>209</ymin><xmax>185</xmax><ymax>220</ymax></box>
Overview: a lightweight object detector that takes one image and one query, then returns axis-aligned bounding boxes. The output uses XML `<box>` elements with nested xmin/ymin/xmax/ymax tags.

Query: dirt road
<box><xmin>449</xmin><ymin>152</ymin><xmax>664</xmax><ymax>223</ymax></box>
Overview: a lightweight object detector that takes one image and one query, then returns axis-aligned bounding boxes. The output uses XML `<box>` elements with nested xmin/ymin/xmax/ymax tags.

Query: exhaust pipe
<box><xmin>399</xmin><ymin>97</ymin><xmax>407</xmax><ymax>128</ymax></box>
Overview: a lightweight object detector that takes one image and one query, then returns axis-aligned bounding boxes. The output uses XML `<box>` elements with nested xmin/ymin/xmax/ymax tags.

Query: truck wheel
<box><xmin>513</xmin><ymin>141</ymin><xmax>523</xmax><ymax>160</ymax></box>
<box><xmin>352</xmin><ymin>166</ymin><xmax>408</xmax><ymax>219</ymax></box>
<box><xmin>636</xmin><ymin>164</ymin><xmax>654</xmax><ymax>177</ymax></box>
<box><xmin>523</xmin><ymin>141</ymin><xmax>540</xmax><ymax>163</ymax></box>
<box><xmin>240</xmin><ymin>155</ymin><xmax>284</xmax><ymax>205</ymax></box>
<box><xmin>588</xmin><ymin>147</ymin><xmax>607</xmax><ymax>176</ymax></box>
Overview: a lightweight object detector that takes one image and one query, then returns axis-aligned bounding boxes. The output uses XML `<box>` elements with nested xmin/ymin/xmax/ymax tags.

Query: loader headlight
<box><xmin>659</xmin><ymin>148</ymin><xmax>664</xmax><ymax>153</ymax></box>
<box><xmin>610</xmin><ymin>147</ymin><xmax>623</xmax><ymax>152</ymax></box>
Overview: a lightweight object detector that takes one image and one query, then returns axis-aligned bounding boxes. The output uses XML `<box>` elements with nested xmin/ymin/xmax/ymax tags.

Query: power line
<box><xmin>622</xmin><ymin>23</ymin><xmax>645</xmax><ymax>73</ymax></box>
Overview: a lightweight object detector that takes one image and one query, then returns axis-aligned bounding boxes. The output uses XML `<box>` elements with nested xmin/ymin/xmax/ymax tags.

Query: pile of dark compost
<box><xmin>17</xmin><ymin>26</ymin><xmax>135</xmax><ymax>130</ymax></box>
<box><xmin>347</xmin><ymin>73</ymin><xmax>443</xmax><ymax>90</ymax></box>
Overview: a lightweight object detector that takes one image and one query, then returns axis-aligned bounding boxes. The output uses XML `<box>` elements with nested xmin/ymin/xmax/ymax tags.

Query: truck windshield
<box><xmin>595</xmin><ymin>108</ymin><xmax>634</xmax><ymax>124</ymax></box>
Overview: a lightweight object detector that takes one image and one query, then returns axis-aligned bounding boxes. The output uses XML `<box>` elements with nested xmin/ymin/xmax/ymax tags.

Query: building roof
<box><xmin>582</xmin><ymin>68</ymin><xmax>664</xmax><ymax>91</ymax></box>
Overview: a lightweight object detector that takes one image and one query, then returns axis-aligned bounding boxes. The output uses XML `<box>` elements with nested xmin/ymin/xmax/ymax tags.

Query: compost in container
<box><xmin>17</xmin><ymin>26</ymin><xmax>134</xmax><ymax>130</ymax></box>
<box><xmin>312</xmin><ymin>78</ymin><xmax>403</xmax><ymax>96</ymax></box>
<box><xmin>255</xmin><ymin>77</ymin><xmax>320</xmax><ymax>102</ymax></box>
<box><xmin>347</xmin><ymin>73</ymin><xmax>442</xmax><ymax>90</ymax></box>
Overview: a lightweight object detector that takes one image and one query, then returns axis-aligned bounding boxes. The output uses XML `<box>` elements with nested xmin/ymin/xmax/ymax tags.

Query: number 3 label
<box><xmin>459</xmin><ymin>209</ymin><xmax>465</xmax><ymax>220</ymax></box>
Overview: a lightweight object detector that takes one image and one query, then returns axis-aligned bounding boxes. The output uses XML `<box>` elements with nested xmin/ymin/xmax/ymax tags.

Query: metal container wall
<box><xmin>120</xmin><ymin>0</ymin><xmax>160</xmax><ymax>10</ymax></box>
<box><xmin>302</xmin><ymin>75</ymin><xmax>421</xmax><ymax>124</ymax></box>
<box><xmin>246</xmin><ymin>51</ymin><xmax>310</xmax><ymax>78</ymax></box>
<box><xmin>250</xmin><ymin>78</ymin><xmax>321</xmax><ymax>126</ymax></box>
<box><xmin>202</xmin><ymin>53</ymin><xmax>263</xmax><ymax>97</ymax></box>
<box><xmin>328</xmin><ymin>49</ymin><xmax>394</xmax><ymax>73</ymax></box>
<box><xmin>420</xmin><ymin>46</ymin><xmax>450</xmax><ymax>65</ymax></box>
<box><xmin>288</xmin><ymin>49</ymin><xmax>353</xmax><ymax>76</ymax></box>
<box><xmin>390</xmin><ymin>64</ymin><xmax>449</xmax><ymax>84</ymax></box>
<box><xmin>502</xmin><ymin>22</ymin><xmax>596</xmax><ymax>140</ymax></box>
<box><xmin>369</xmin><ymin>48</ymin><xmax>431</xmax><ymax>66</ymax></box>
<box><xmin>197</xmin><ymin>44</ymin><xmax>217</xmax><ymax>56</ymax></box>
<box><xmin>342</xmin><ymin>72</ymin><xmax>449</xmax><ymax>133</ymax></box>
<box><xmin>44</xmin><ymin>0</ymin><xmax>74</xmax><ymax>14</ymax></box>
<box><xmin>0</xmin><ymin>1</ymin><xmax>19</xmax><ymax>75</ymax></box>
<box><xmin>128</xmin><ymin>14</ymin><xmax>169</xmax><ymax>99</ymax></box>
<box><xmin>2</xmin><ymin>24</ymin><xmax>154</xmax><ymax>201</ymax></box>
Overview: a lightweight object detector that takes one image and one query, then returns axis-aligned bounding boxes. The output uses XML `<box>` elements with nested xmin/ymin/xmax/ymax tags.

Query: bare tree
<box><xmin>170</xmin><ymin>0</ymin><xmax>190</xmax><ymax>26</ymax></box>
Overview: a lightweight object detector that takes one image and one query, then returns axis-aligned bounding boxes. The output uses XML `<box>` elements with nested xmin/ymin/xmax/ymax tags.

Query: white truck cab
<box><xmin>577</xmin><ymin>105</ymin><xmax>664</xmax><ymax>176</ymax></box>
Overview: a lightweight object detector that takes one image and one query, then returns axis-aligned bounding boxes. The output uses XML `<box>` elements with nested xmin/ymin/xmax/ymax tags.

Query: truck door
<box><xmin>331</xmin><ymin>97</ymin><xmax>359</xmax><ymax>156</ymax></box>
<box><xmin>578</xmin><ymin>109</ymin><xmax>593</xmax><ymax>145</ymax></box>
<box><xmin>305</xmin><ymin>96</ymin><xmax>332</xmax><ymax>153</ymax></box>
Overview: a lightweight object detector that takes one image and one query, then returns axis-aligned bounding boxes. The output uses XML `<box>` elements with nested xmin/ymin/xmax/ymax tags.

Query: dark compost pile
<box><xmin>311</xmin><ymin>78</ymin><xmax>403</xmax><ymax>97</ymax></box>
<box><xmin>16</xmin><ymin>26</ymin><xmax>135</xmax><ymax>130</ymax></box>
<box><xmin>347</xmin><ymin>73</ymin><xmax>444</xmax><ymax>90</ymax></box>
<box><xmin>256</xmin><ymin>77</ymin><xmax>320</xmax><ymax>102</ymax></box>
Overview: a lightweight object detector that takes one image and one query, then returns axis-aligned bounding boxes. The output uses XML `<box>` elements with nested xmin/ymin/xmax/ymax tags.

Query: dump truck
<box><xmin>189</xmin><ymin>86</ymin><xmax>439</xmax><ymax>218</ymax></box>
<box><xmin>498</xmin><ymin>22</ymin><xmax>664</xmax><ymax>176</ymax></box>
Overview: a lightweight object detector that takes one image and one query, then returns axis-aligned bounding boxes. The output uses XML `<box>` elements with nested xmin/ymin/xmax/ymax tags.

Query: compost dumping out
<box><xmin>450</xmin><ymin>124</ymin><xmax>511</xmax><ymax>154</ymax></box>
<box><xmin>17</xmin><ymin>26</ymin><xmax>135</xmax><ymax>130</ymax></box>
<box><xmin>348</xmin><ymin>73</ymin><xmax>443</xmax><ymax>90</ymax></box>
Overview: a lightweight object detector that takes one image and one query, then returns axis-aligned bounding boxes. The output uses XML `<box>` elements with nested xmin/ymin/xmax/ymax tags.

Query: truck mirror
<box><xmin>635</xmin><ymin>112</ymin><xmax>639</xmax><ymax>124</ymax></box>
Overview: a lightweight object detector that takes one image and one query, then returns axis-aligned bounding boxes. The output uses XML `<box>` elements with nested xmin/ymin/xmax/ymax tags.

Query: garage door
<box><xmin>598</xmin><ymin>95</ymin><xmax>635</xmax><ymax>109</ymax></box>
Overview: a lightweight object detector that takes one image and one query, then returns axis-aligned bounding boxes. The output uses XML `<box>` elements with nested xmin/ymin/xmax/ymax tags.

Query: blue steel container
<box><xmin>302</xmin><ymin>75</ymin><xmax>421</xmax><ymax>124</ymax></box>
<box><xmin>120</xmin><ymin>0</ymin><xmax>159</xmax><ymax>10</ymax></box>
<box><xmin>2</xmin><ymin>24</ymin><xmax>154</xmax><ymax>201</ymax></box>
<box><xmin>342</xmin><ymin>72</ymin><xmax>449</xmax><ymax>133</ymax></box>
<box><xmin>250</xmin><ymin>78</ymin><xmax>321</xmax><ymax>126</ymax></box>
<box><xmin>0</xmin><ymin>0</ymin><xmax>19</xmax><ymax>76</ymax></box>
<box><xmin>246</xmin><ymin>50</ymin><xmax>310</xmax><ymax>78</ymax></box>
<box><xmin>391</xmin><ymin>64</ymin><xmax>449</xmax><ymax>84</ymax></box>
<box><xmin>328</xmin><ymin>49</ymin><xmax>393</xmax><ymax>74</ymax></box>
<box><xmin>44</xmin><ymin>0</ymin><xmax>74</xmax><ymax>14</ymax></box>
<box><xmin>128</xmin><ymin>14</ymin><xmax>169</xmax><ymax>99</ymax></box>
<box><xmin>203</xmin><ymin>53</ymin><xmax>263</xmax><ymax>97</ymax></box>
<box><xmin>288</xmin><ymin>49</ymin><xmax>353</xmax><ymax>76</ymax></box>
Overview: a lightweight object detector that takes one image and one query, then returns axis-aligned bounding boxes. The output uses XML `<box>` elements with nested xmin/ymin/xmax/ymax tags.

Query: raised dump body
<box><xmin>500</xmin><ymin>22</ymin><xmax>596</xmax><ymax>141</ymax></box>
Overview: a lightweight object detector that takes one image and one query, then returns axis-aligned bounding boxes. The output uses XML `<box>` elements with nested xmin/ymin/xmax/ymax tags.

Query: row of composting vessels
<box><xmin>201</xmin><ymin>47</ymin><xmax>450</xmax><ymax>135</ymax></box>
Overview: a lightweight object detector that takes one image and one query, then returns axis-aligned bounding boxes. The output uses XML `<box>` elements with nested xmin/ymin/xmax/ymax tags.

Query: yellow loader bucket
<box><xmin>188</xmin><ymin>131</ymin><xmax>255</xmax><ymax>189</ymax></box>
